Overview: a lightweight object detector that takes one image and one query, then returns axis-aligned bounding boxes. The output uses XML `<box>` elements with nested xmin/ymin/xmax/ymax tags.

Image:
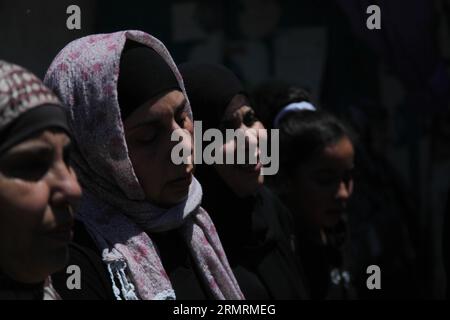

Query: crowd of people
<box><xmin>0</xmin><ymin>29</ymin><xmax>443</xmax><ymax>300</ymax></box>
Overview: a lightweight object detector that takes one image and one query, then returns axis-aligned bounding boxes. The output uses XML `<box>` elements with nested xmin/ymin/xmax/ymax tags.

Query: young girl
<box><xmin>274</xmin><ymin>88</ymin><xmax>357</xmax><ymax>299</ymax></box>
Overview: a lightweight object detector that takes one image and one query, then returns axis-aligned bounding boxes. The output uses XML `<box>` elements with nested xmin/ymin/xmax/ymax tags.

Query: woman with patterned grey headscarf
<box><xmin>0</xmin><ymin>60</ymin><xmax>81</xmax><ymax>300</ymax></box>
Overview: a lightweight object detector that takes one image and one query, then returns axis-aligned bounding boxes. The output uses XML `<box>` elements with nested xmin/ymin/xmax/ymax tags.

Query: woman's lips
<box><xmin>239</xmin><ymin>161</ymin><xmax>262</xmax><ymax>175</ymax></box>
<box><xmin>169</xmin><ymin>173</ymin><xmax>193</xmax><ymax>188</ymax></box>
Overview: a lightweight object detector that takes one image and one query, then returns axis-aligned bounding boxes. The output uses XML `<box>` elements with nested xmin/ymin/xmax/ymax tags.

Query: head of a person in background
<box><xmin>275</xmin><ymin>90</ymin><xmax>355</xmax><ymax>231</ymax></box>
<box><xmin>251</xmin><ymin>81</ymin><xmax>311</xmax><ymax>130</ymax></box>
<box><xmin>0</xmin><ymin>61</ymin><xmax>81</xmax><ymax>284</ymax></box>
<box><xmin>179</xmin><ymin>62</ymin><xmax>265</xmax><ymax>197</ymax></box>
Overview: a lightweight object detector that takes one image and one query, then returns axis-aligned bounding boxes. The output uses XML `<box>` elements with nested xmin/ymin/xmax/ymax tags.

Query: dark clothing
<box><xmin>151</xmin><ymin>230</ymin><xmax>211</xmax><ymax>299</ymax></box>
<box><xmin>52</xmin><ymin>221</ymin><xmax>116</xmax><ymax>300</ymax></box>
<box><xmin>52</xmin><ymin>220</ymin><xmax>210</xmax><ymax>300</ymax></box>
<box><xmin>0</xmin><ymin>274</ymin><xmax>44</xmax><ymax>300</ymax></box>
<box><xmin>198</xmin><ymin>167</ymin><xmax>307</xmax><ymax>299</ymax></box>
<box><xmin>346</xmin><ymin>144</ymin><xmax>418</xmax><ymax>299</ymax></box>
<box><xmin>294</xmin><ymin>220</ymin><xmax>357</xmax><ymax>300</ymax></box>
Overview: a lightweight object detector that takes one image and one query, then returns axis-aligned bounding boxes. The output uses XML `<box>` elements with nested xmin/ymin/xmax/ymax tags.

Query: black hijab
<box><xmin>178</xmin><ymin>62</ymin><xmax>245</xmax><ymax>130</ymax></box>
<box><xmin>178</xmin><ymin>62</ymin><xmax>258</xmax><ymax>249</ymax></box>
<box><xmin>118</xmin><ymin>41</ymin><xmax>180</xmax><ymax>120</ymax></box>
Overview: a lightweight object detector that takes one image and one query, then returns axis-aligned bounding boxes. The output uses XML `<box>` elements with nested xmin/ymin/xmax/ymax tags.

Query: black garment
<box><xmin>346</xmin><ymin>143</ymin><xmax>418</xmax><ymax>299</ymax></box>
<box><xmin>118</xmin><ymin>40</ymin><xmax>180</xmax><ymax>120</ymax></box>
<box><xmin>151</xmin><ymin>230</ymin><xmax>210</xmax><ymax>300</ymax></box>
<box><xmin>52</xmin><ymin>219</ymin><xmax>209</xmax><ymax>300</ymax></box>
<box><xmin>0</xmin><ymin>274</ymin><xmax>44</xmax><ymax>300</ymax></box>
<box><xmin>52</xmin><ymin>220</ymin><xmax>116</xmax><ymax>300</ymax></box>
<box><xmin>294</xmin><ymin>218</ymin><xmax>357</xmax><ymax>300</ymax></box>
<box><xmin>198</xmin><ymin>166</ymin><xmax>308</xmax><ymax>300</ymax></box>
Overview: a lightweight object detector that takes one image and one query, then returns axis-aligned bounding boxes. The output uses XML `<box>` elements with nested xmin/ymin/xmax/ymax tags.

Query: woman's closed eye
<box><xmin>139</xmin><ymin>132</ymin><xmax>157</xmax><ymax>143</ymax></box>
<box><xmin>342</xmin><ymin>168</ymin><xmax>354</xmax><ymax>184</ymax></box>
<box><xmin>134</xmin><ymin>126</ymin><xmax>158</xmax><ymax>144</ymax></box>
<box><xmin>176</xmin><ymin>110</ymin><xmax>190</xmax><ymax>129</ymax></box>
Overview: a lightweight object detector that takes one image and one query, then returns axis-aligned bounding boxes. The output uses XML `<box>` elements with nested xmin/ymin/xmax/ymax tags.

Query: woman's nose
<box><xmin>49</xmin><ymin>161</ymin><xmax>82</xmax><ymax>207</ymax></box>
<box><xmin>336</xmin><ymin>180</ymin><xmax>352</xmax><ymax>202</ymax></box>
<box><xmin>243</xmin><ymin>128</ymin><xmax>260</xmax><ymax>163</ymax></box>
<box><xmin>170</xmin><ymin>127</ymin><xmax>194</xmax><ymax>166</ymax></box>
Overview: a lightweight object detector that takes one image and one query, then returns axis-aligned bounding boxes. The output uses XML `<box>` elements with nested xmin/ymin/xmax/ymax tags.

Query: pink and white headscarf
<box><xmin>44</xmin><ymin>30</ymin><xmax>244</xmax><ymax>300</ymax></box>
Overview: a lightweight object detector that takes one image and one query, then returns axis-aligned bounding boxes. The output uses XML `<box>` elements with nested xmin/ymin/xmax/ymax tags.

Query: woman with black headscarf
<box><xmin>179</xmin><ymin>62</ymin><xmax>307</xmax><ymax>300</ymax></box>
<box><xmin>0</xmin><ymin>60</ymin><xmax>81</xmax><ymax>299</ymax></box>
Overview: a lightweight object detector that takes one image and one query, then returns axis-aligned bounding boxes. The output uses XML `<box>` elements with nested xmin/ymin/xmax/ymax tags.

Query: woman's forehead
<box><xmin>123</xmin><ymin>90</ymin><xmax>186</xmax><ymax>128</ymax></box>
<box><xmin>298</xmin><ymin>138</ymin><xmax>354</xmax><ymax>173</ymax></box>
<box><xmin>223</xmin><ymin>95</ymin><xmax>250</xmax><ymax>119</ymax></box>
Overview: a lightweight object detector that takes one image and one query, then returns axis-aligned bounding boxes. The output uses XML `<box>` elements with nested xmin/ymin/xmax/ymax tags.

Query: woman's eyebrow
<box><xmin>131</xmin><ymin>98</ymin><xmax>187</xmax><ymax>129</ymax></box>
<box><xmin>1</xmin><ymin>144</ymin><xmax>53</xmax><ymax>161</ymax></box>
<box><xmin>132</xmin><ymin>117</ymin><xmax>158</xmax><ymax>130</ymax></box>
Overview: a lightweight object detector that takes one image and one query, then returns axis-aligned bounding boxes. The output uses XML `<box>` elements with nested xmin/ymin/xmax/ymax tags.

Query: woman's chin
<box><xmin>150</xmin><ymin>190</ymin><xmax>190</xmax><ymax>208</ymax></box>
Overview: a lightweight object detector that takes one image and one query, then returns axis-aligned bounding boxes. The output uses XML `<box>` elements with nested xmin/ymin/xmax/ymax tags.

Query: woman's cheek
<box><xmin>0</xmin><ymin>179</ymin><xmax>50</xmax><ymax>236</ymax></box>
<box><xmin>220</xmin><ymin>141</ymin><xmax>234</xmax><ymax>163</ymax></box>
<box><xmin>130</xmin><ymin>145</ymin><xmax>159</xmax><ymax>176</ymax></box>
<box><xmin>10</xmin><ymin>180</ymin><xmax>50</xmax><ymax>213</ymax></box>
<box><xmin>300</xmin><ymin>181</ymin><xmax>326</xmax><ymax>212</ymax></box>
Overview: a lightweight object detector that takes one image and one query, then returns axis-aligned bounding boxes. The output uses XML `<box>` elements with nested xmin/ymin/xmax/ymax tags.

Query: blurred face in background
<box><xmin>288</xmin><ymin>136</ymin><xmax>355</xmax><ymax>230</ymax></box>
<box><xmin>214</xmin><ymin>94</ymin><xmax>266</xmax><ymax>197</ymax></box>
<box><xmin>0</xmin><ymin>130</ymin><xmax>81</xmax><ymax>283</ymax></box>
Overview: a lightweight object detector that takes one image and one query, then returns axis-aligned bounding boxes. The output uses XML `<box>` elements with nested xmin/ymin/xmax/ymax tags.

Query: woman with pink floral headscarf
<box><xmin>44</xmin><ymin>30</ymin><xmax>244</xmax><ymax>300</ymax></box>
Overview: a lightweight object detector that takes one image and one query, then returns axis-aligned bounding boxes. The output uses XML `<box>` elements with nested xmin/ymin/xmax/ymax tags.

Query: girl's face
<box><xmin>289</xmin><ymin>136</ymin><xmax>355</xmax><ymax>230</ymax></box>
<box><xmin>124</xmin><ymin>90</ymin><xmax>194</xmax><ymax>208</ymax></box>
<box><xmin>0</xmin><ymin>130</ymin><xmax>81</xmax><ymax>283</ymax></box>
<box><xmin>214</xmin><ymin>94</ymin><xmax>266</xmax><ymax>197</ymax></box>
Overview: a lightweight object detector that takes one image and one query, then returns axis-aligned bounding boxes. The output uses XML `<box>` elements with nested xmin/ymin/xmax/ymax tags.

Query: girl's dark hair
<box><xmin>279</xmin><ymin>109</ymin><xmax>355</xmax><ymax>175</ymax></box>
<box><xmin>251</xmin><ymin>82</ymin><xmax>311</xmax><ymax>129</ymax></box>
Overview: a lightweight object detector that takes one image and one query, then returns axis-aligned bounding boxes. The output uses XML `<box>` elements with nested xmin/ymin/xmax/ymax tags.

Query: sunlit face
<box><xmin>289</xmin><ymin>136</ymin><xmax>355</xmax><ymax>229</ymax></box>
<box><xmin>214</xmin><ymin>94</ymin><xmax>266</xmax><ymax>197</ymax></box>
<box><xmin>123</xmin><ymin>90</ymin><xmax>194</xmax><ymax>208</ymax></box>
<box><xmin>0</xmin><ymin>130</ymin><xmax>81</xmax><ymax>284</ymax></box>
